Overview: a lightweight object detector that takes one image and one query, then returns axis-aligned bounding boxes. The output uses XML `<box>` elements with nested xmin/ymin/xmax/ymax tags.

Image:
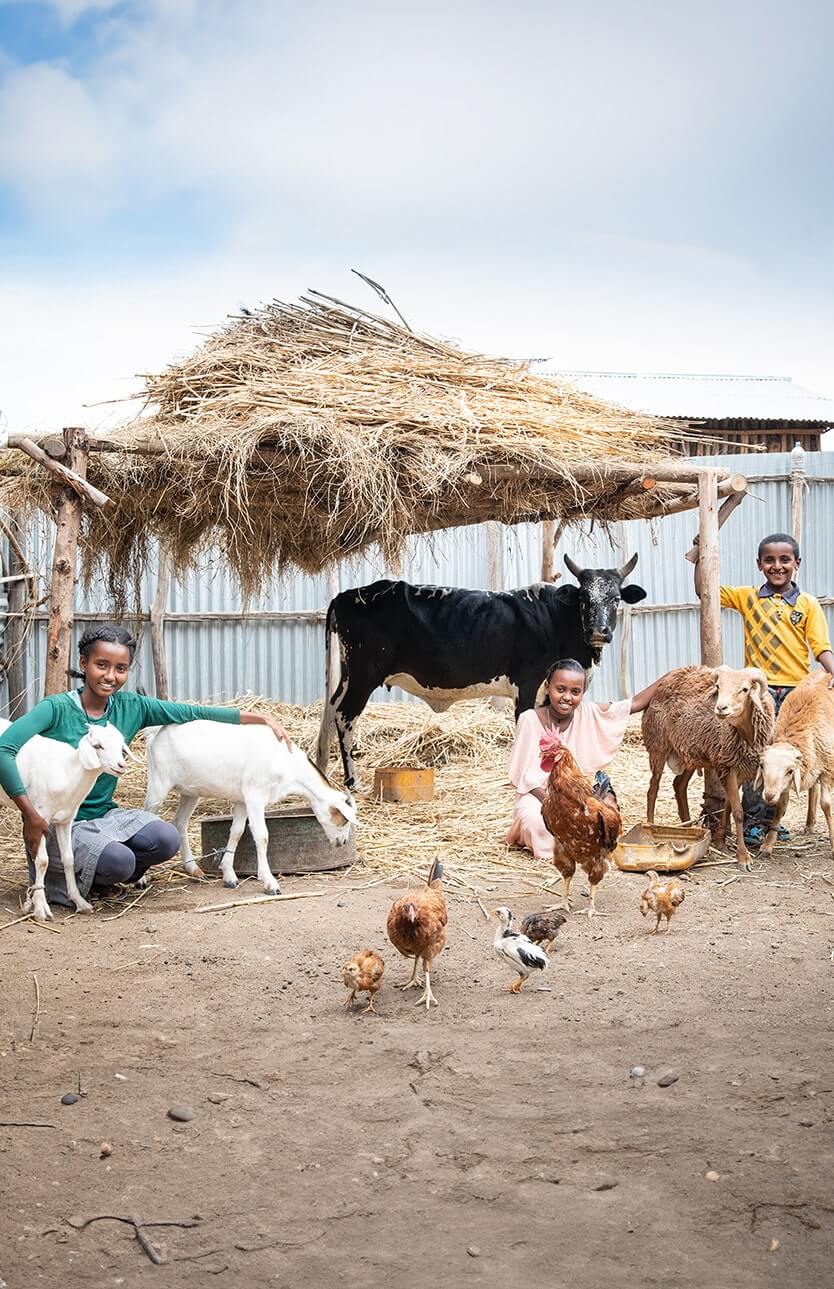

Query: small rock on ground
<box><xmin>657</xmin><ymin>1072</ymin><xmax>680</xmax><ymax>1088</ymax></box>
<box><xmin>167</xmin><ymin>1103</ymin><xmax>194</xmax><ymax>1122</ymax></box>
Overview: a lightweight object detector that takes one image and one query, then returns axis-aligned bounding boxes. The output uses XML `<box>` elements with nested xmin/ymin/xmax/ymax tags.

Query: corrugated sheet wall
<box><xmin>8</xmin><ymin>451</ymin><xmax>834</xmax><ymax>708</ymax></box>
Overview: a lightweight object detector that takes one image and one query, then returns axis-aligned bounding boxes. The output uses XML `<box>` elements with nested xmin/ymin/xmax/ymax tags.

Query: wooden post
<box><xmin>485</xmin><ymin>522</ymin><xmax>502</xmax><ymax>592</ymax></box>
<box><xmin>613</xmin><ymin>522</ymin><xmax>633</xmax><ymax>699</ymax></box>
<box><xmin>150</xmin><ymin>546</ymin><xmax>173</xmax><ymax>700</ymax></box>
<box><xmin>44</xmin><ymin>428</ymin><xmax>87</xmax><ymax>696</ymax></box>
<box><xmin>697</xmin><ymin>471</ymin><xmax>722</xmax><ymax>667</ymax></box>
<box><xmin>4</xmin><ymin>516</ymin><xmax>30</xmax><ymax>717</ymax></box>
<box><xmin>790</xmin><ymin>441</ymin><xmax>805</xmax><ymax>548</ymax></box>
<box><xmin>540</xmin><ymin>520</ymin><xmax>555</xmax><ymax>581</ymax></box>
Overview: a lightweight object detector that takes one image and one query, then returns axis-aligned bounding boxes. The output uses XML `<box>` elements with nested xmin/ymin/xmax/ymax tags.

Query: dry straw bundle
<box><xmin>1</xmin><ymin>293</ymin><xmax>681</xmax><ymax>598</ymax></box>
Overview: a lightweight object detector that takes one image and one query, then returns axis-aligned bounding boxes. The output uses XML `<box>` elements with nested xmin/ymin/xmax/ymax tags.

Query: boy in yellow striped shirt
<box><xmin>696</xmin><ymin>532</ymin><xmax>834</xmax><ymax>844</ymax></box>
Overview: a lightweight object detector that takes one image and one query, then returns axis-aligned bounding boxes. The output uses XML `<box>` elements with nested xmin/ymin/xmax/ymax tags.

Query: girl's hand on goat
<box><xmin>239</xmin><ymin>711</ymin><xmax>292</xmax><ymax>747</ymax></box>
<box><xmin>21</xmin><ymin>804</ymin><xmax>50</xmax><ymax>857</ymax></box>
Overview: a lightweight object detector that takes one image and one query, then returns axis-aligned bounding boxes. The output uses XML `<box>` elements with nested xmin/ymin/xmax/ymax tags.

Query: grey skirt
<box><xmin>26</xmin><ymin>807</ymin><xmax>161</xmax><ymax>908</ymax></box>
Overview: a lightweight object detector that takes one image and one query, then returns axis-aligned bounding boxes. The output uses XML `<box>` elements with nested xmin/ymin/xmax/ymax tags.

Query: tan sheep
<box><xmin>756</xmin><ymin>673</ymin><xmax>834</xmax><ymax>859</ymax></box>
<box><xmin>642</xmin><ymin>665</ymin><xmax>775</xmax><ymax>871</ymax></box>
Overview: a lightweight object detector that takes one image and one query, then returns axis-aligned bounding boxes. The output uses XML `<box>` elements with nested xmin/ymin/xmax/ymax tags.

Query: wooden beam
<box><xmin>684</xmin><ymin>486</ymin><xmax>748</xmax><ymax>563</ymax></box>
<box><xmin>3</xmin><ymin>516</ymin><xmax>32</xmax><ymax>717</ymax></box>
<box><xmin>149</xmin><ymin>547</ymin><xmax>173</xmax><ymax>701</ymax></box>
<box><xmin>16</xmin><ymin>437</ymin><xmax>111</xmax><ymax>508</ymax></box>
<box><xmin>43</xmin><ymin>428</ymin><xmax>87</xmax><ymax>696</ymax></box>
<box><xmin>790</xmin><ymin>443</ymin><xmax>806</xmax><ymax>547</ymax></box>
<box><xmin>697</xmin><ymin>471</ymin><xmax>722</xmax><ymax>667</ymax></box>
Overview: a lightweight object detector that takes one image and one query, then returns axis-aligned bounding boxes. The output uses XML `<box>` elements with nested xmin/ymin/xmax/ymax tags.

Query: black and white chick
<box><xmin>493</xmin><ymin>906</ymin><xmax>549</xmax><ymax>993</ymax></box>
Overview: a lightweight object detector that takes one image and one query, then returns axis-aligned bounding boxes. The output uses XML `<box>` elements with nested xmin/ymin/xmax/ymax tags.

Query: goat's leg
<box><xmin>672</xmin><ymin>770</ymin><xmax>695</xmax><ymax>824</ymax></box>
<box><xmin>246</xmin><ymin>799</ymin><xmax>280</xmax><ymax>895</ymax></box>
<box><xmin>723</xmin><ymin>773</ymin><xmax>753</xmax><ymax>871</ymax></box>
<box><xmin>805</xmin><ymin>782</ymin><xmax>820</xmax><ymax>834</ymax></box>
<box><xmin>23</xmin><ymin>838</ymin><xmax>52</xmax><ymax>922</ymax></box>
<box><xmin>172</xmin><ymin>794</ymin><xmax>202</xmax><ymax>878</ymax></box>
<box><xmin>646</xmin><ymin>763</ymin><xmax>663</xmax><ymax>824</ymax></box>
<box><xmin>55</xmin><ymin>820</ymin><xmax>93</xmax><ymax>914</ymax></box>
<box><xmin>219</xmin><ymin>803</ymin><xmax>249</xmax><ymax>888</ymax></box>
<box><xmin>760</xmin><ymin>795</ymin><xmax>789</xmax><ymax>860</ymax></box>
<box><xmin>818</xmin><ymin>778</ymin><xmax>834</xmax><ymax>858</ymax></box>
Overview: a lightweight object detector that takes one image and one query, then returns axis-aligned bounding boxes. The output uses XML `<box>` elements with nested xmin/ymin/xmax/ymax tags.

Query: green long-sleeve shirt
<box><xmin>0</xmin><ymin>689</ymin><xmax>240</xmax><ymax>820</ymax></box>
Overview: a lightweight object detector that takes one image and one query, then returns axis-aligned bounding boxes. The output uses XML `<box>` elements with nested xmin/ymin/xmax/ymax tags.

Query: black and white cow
<box><xmin>316</xmin><ymin>554</ymin><xmax>646</xmax><ymax>789</ymax></box>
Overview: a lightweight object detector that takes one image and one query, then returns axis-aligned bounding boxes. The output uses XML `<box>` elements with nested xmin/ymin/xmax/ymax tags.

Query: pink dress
<box><xmin>505</xmin><ymin>701</ymin><xmax>632</xmax><ymax>861</ymax></box>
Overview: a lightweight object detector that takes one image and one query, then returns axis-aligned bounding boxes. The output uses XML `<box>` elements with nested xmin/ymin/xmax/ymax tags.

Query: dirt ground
<box><xmin>1</xmin><ymin>714</ymin><xmax>833</xmax><ymax>1288</ymax></box>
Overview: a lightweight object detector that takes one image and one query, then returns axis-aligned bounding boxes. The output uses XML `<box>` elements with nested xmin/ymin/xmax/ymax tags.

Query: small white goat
<box><xmin>144</xmin><ymin>722</ymin><xmax>356</xmax><ymax>894</ymax></box>
<box><xmin>0</xmin><ymin>718</ymin><xmax>131</xmax><ymax>921</ymax></box>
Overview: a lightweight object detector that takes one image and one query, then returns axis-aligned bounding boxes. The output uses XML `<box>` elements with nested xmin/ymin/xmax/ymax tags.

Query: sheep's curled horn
<box><xmin>563</xmin><ymin>552</ymin><xmax>638</xmax><ymax>579</ymax></box>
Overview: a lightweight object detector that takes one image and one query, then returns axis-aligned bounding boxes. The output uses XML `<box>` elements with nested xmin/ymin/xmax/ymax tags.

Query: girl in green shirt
<box><xmin>0</xmin><ymin>625</ymin><xmax>289</xmax><ymax>908</ymax></box>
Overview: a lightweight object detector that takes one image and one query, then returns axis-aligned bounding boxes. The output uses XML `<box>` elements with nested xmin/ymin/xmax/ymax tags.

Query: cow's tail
<box><xmin>316</xmin><ymin>602</ymin><xmax>340</xmax><ymax>772</ymax></box>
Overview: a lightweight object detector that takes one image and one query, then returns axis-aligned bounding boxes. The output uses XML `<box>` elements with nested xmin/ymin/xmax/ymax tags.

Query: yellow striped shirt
<box><xmin>719</xmin><ymin>584</ymin><xmax>832</xmax><ymax>686</ymax></box>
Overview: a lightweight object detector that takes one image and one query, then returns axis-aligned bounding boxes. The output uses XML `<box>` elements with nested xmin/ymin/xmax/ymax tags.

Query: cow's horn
<box><xmin>617</xmin><ymin>552</ymin><xmax>638</xmax><ymax>578</ymax></box>
<box><xmin>563</xmin><ymin>553</ymin><xmax>582</xmax><ymax>579</ymax></box>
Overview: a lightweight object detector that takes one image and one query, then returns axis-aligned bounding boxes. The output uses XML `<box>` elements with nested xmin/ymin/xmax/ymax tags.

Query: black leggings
<box><xmin>93</xmin><ymin>819</ymin><xmax>181</xmax><ymax>887</ymax></box>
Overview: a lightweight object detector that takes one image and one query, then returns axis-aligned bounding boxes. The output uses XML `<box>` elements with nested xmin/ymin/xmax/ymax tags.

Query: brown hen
<box><xmin>639</xmin><ymin>871</ymin><xmax>686</xmax><ymax>934</ymax></box>
<box><xmin>343</xmin><ymin>949</ymin><xmax>385</xmax><ymax>1014</ymax></box>
<box><xmin>539</xmin><ymin>730</ymin><xmax>622</xmax><ymax>917</ymax></box>
<box><xmin>386</xmin><ymin>859</ymin><xmax>447</xmax><ymax>1009</ymax></box>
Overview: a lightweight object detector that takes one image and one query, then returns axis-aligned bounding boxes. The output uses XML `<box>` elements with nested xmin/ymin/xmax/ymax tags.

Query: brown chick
<box><xmin>639</xmin><ymin>870</ymin><xmax>686</xmax><ymax>934</ymax></box>
<box><xmin>386</xmin><ymin>859</ymin><xmax>447</xmax><ymax>1010</ymax></box>
<box><xmin>540</xmin><ymin>732</ymin><xmax>622</xmax><ymax>917</ymax></box>
<box><xmin>520</xmin><ymin>910</ymin><xmax>567</xmax><ymax>953</ymax></box>
<box><xmin>343</xmin><ymin>949</ymin><xmax>385</xmax><ymax>1014</ymax></box>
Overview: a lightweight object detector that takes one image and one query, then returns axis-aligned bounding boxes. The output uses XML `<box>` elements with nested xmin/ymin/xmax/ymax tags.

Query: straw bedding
<box><xmin>0</xmin><ymin>698</ymin><xmax>813</xmax><ymax>914</ymax></box>
<box><xmin>0</xmin><ymin>295</ymin><xmax>682</xmax><ymax>599</ymax></box>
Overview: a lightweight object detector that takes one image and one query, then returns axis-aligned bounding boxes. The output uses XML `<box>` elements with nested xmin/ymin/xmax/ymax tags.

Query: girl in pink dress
<box><xmin>506</xmin><ymin>658</ymin><xmax>659</xmax><ymax>862</ymax></box>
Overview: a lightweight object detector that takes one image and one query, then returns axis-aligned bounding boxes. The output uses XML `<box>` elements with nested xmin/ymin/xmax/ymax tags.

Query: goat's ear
<box><xmin>752</xmin><ymin>764</ymin><xmax>763</xmax><ymax>792</ymax></box>
<box><xmin>747</xmin><ymin>669</ymin><xmax>769</xmax><ymax>702</ymax></box>
<box><xmin>123</xmin><ymin>744</ymin><xmax>140</xmax><ymax>763</ymax></box>
<box><xmin>792</xmin><ymin>766</ymin><xmax>802</xmax><ymax>796</ymax></box>
<box><xmin>620</xmin><ymin>583</ymin><xmax>647</xmax><ymax>605</ymax></box>
<box><xmin>78</xmin><ymin>736</ymin><xmax>99</xmax><ymax>771</ymax></box>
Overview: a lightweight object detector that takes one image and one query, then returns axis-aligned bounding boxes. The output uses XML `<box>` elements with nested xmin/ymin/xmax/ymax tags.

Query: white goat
<box><xmin>0</xmin><ymin>719</ymin><xmax>131</xmax><ymax>921</ymax></box>
<box><xmin>144</xmin><ymin>722</ymin><xmax>356</xmax><ymax>894</ymax></box>
<box><xmin>756</xmin><ymin>673</ymin><xmax>834</xmax><ymax>860</ymax></box>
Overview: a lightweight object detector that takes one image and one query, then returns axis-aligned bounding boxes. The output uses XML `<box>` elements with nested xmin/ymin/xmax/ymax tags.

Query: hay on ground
<box><xmin>0</xmin><ymin>294</ymin><xmax>685</xmax><ymax>599</ymax></box>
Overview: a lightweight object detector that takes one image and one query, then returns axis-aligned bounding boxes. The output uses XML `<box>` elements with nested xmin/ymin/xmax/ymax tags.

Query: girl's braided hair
<box><xmin>70</xmin><ymin>625</ymin><xmax>137</xmax><ymax>680</ymax></box>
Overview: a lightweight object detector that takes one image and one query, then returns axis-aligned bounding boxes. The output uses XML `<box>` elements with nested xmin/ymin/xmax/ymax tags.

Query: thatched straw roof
<box><xmin>2</xmin><ymin>294</ymin><xmax>688</xmax><ymax>596</ymax></box>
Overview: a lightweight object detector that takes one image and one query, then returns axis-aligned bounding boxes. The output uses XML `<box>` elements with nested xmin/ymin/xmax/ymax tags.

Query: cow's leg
<box><xmin>334</xmin><ymin>681</ymin><xmax>377</xmax><ymax>792</ymax></box>
<box><xmin>514</xmin><ymin>678</ymin><xmax>540</xmax><ymax>721</ymax></box>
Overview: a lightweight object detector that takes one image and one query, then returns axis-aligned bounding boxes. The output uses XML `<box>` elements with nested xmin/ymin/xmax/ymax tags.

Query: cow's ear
<box><xmin>557</xmin><ymin>584</ymin><xmax>580</xmax><ymax>605</ymax></box>
<box><xmin>620</xmin><ymin>583</ymin><xmax>647</xmax><ymax>604</ymax></box>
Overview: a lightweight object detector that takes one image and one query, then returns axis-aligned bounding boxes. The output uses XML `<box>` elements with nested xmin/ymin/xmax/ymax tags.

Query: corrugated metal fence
<box><xmin>5</xmin><ymin>451</ymin><xmax>834</xmax><ymax>709</ymax></box>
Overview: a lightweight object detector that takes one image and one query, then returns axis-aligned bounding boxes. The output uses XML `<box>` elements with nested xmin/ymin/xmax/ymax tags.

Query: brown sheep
<box><xmin>757</xmin><ymin>673</ymin><xmax>834</xmax><ymax>859</ymax></box>
<box><xmin>642</xmin><ymin>665</ymin><xmax>775</xmax><ymax>871</ymax></box>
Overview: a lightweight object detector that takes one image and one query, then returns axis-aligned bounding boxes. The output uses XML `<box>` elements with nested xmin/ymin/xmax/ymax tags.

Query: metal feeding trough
<box><xmin>613</xmin><ymin>822</ymin><xmax>710</xmax><ymax>873</ymax></box>
<box><xmin>199</xmin><ymin>806</ymin><xmax>355</xmax><ymax>878</ymax></box>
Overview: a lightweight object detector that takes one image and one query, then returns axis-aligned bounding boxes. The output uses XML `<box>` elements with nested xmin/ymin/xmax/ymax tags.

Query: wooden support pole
<box><xmin>485</xmin><ymin>522</ymin><xmax>502</xmax><ymax>591</ymax></box>
<box><xmin>149</xmin><ymin>547</ymin><xmax>173</xmax><ymax>701</ymax></box>
<box><xmin>697</xmin><ymin>471</ymin><xmax>722</xmax><ymax>667</ymax></box>
<box><xmin>44</xmin><ymin>428</ymin><xmax>87</xmax><ymax>697</ymax></box>
<box><xmin>684</xmin><ymin>486</ymin><xmax>748</xmax><ymax>563</ymax></box>
<box><xmin>540</xmin><ymin>518</ymin><xmax>565</xmax><ymax>582</ymax></box>
<box><xmin>790</xmin><ymin>442</ymin><xmax>806</xmax><ymax>548</ymax></box>
<box><xmin>613</xmin><ymin>522</ymin><xmax>634</xmax><ymax>699</ymax></box>
<box><xmin>17</xmin><ymin>437</ymin><xmax>111</xmax><ymax>508</ymax></box>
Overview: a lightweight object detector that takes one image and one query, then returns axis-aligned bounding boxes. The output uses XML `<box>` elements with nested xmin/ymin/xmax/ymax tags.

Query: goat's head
<box><xmin>712</xmin><ymin>666</ymin><xmax>769</xmax><ymax>723</ymax></box>
<box><xmin>562</xmin><ymin>552</ymin><xmax>646</xmax><ymax>651</ymax></box>
<box><xmin>755</xmin><ymin>742</ymin><xmax>803</xmax><ymax>805</ymax></box>
<box><xmin>78</xmin><ymin>722</ymin><xmax>136</xmax><ymax>777</ymax></box>
<box><xmin>310</xmin><ymin>782</ymin><xmax>356</xmax><ymax>846</ymax></box>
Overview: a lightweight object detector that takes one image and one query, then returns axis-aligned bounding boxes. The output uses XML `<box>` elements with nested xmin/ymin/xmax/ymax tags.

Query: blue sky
<box><xmin>1</xmin><ymin>0</ymin><xmax>833</xmax><ymax>434</ymax></box>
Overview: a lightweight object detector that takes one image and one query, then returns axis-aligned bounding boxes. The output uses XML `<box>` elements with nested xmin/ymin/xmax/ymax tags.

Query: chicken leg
<box><xmin>586</xmin><ymin>881</ymin><xmax>607</xmax><ymax>918</ymax></box>
<box><xmin>416</xmin><ymin>965</ymin><xmax>438</xmax><ymax>1010</ymax></box>
<box><xmin>342</xmin><ymin>989</ymin><xmax>357</xmax><ymax>1008</ymax></box>
<box><xmin>546</xmin><ymin>874</ymin><xmax>572</xmax><ymax>913</ymax></box>
<box><xmin>360</xmin><ymin>996</ymin><xmax>378</xmax><ymax>1015</ymax></box>
<box><xmin>509</xmin><ymin>973</ymin><xmax>527</xmax><ymax>994</ymax></box>
<box><xmin>398</xmin><ymin>956</ymin><xmax>423</xmax><ymax>991</ymax></box>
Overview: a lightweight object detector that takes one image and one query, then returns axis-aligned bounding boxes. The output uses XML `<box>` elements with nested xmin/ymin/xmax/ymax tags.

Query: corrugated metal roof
<box><xmin>536</xmin><ymin>369</ymin><xmax>834</xmax><ymax>424</ymax></box>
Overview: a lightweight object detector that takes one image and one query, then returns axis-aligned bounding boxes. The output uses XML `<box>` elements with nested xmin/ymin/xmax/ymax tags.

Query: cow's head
<box><xmin>563</xmin><ymin>553</ymin><xmax>646</xmax><ymax>657</ymax></box>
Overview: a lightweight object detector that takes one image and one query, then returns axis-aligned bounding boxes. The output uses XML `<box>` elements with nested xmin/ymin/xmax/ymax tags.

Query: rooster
<box><xmin>386</xmin><ymin>859</ymin><xmax>447</xmax><ymax>1010</ymax></box>
<box><xmin>639</xmin><ymin>871</ymin><xmax>686</xmax><ymax>934</ymax></box>
<box><xmin>539</xmin><ymin>728</ymin><xmax>622</xmax><ymax>917</ymax></box>
<box><xmin>342</xmin><ymin>949</ymin><xmax>385</xmax><ymax>1014</ymax></box>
